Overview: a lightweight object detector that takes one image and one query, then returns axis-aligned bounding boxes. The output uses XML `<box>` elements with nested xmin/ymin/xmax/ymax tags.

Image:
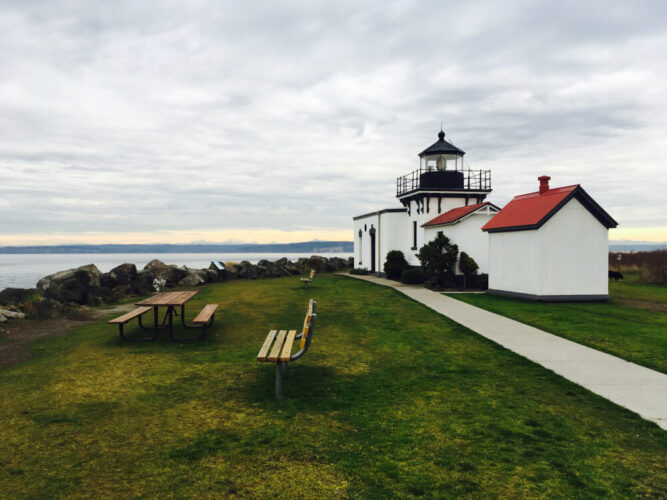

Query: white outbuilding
<box><xmin>482</xmin><ymin>176</ymin><xmax>618</xmax><ymax>301</ymax></box>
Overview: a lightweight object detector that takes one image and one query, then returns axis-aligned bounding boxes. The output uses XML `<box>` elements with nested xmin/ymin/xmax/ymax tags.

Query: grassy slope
<box><xmin>448</xmin><ymin>276</ymin><xmax>667</xmax><ymax>374</ymax></box>
<box><xmin>609</xmin><ymin>272</ymin><xmax>667</xmax><ymax>304</ymax></box>
<box><xmin>0</xmin><ymin>275</ymin><xmax>664</xmax><ymax>498</ymax></box>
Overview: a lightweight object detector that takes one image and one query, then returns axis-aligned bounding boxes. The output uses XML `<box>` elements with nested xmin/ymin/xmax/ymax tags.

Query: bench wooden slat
<box><xmin>193</xmin><ymin>304</ymin><xmax>218</xmax><ymax>324</ymax></box>
<box><xmin>257</xmin><ymin>330</ymin><xmax>278</xmax><ymax>361</ymax></box>
<box><xmin>108</xmin><ymin>306</ymin><xmax>152</xmax><ymax>324</ymax></box>
<box><xmin>279</xmin><ymin>330</ymin><xmax>297</xmax><ymax>362</ymax></box>
<box><xmin>268</xmin><ymin>330</ymin><xmax>288</xmax><ymax>362</ymax></box>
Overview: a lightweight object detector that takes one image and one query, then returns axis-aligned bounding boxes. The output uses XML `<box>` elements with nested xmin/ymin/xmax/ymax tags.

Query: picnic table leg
<box><xmin>171</xmin><ymin>305</ymin><xmax>208</xmax><ymax>341</ymax></box>
<box><xmin>118</xmin><ymin>310</ymin><xmax>158</xmax><ymax>342</ymax></box>
<box><xmin>275</xmin><ymin>362</ymin><xmax>283</xmax><ymax>399</ymax></box>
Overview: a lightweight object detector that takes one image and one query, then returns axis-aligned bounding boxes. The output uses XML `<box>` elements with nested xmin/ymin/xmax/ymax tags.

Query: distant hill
<box><xmin>0</xmin><ymin>241</ymin><xmax>353</xmax><ymax>254</ymax></box>
<box><xmin>608</xmin><ymin>243</ymin><xmax>666</xmax><ymax>252</ymax></box>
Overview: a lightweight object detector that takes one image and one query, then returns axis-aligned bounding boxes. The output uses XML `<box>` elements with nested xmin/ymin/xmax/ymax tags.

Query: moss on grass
<box><xmin>0</xmin><ymin>275</ymin><xmax>665</xmax><ymax>498</ymax></box>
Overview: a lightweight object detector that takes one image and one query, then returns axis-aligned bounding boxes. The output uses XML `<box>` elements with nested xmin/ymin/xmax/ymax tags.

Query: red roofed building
<box><xmin>483</xmin><ymin>176</ymin><xmax>617</xmax><ymax>300</ymax></box>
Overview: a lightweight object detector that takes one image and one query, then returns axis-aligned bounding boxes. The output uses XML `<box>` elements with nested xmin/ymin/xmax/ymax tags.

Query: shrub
<box><xmin>401</xmin><ymin>267</ymin><xmax>425</xmax><ymax>284</ymax></box>
<box><xmin>384</xmin><ymin>250</ymin><xmax>409</xmax><ymax>280</ymax></box>
<box><xmin>417</xmin><ymin>233</ymin><xmax>458</xmax><ymax>286</ymax></box>
<box><xmin>350</xmin><ymin>268</ymin><xmax>370</xmax><ymax>275</ymax></box>
<box><xmin>459</xmin><ymin>251</ymin><xmax>479</xmax><ymax>289</ymax></box>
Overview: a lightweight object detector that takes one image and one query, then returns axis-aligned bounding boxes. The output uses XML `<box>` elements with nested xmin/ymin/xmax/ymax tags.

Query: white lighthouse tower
<box><xmin>354</xmin><ymin>130</ymin><xmax>498</xmax><ymax>272</ymax></box>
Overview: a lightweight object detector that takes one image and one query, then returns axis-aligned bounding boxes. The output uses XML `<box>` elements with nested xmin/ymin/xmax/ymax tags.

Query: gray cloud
<box><xmin>1</xmin><ymin>0</ymin><xmax>666</xmax><ymax>241</ymax></box>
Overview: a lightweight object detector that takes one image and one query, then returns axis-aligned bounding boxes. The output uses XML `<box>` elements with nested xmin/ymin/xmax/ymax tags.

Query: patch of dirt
<box><xmin>616</xmin><ymin>299</ymin><xmax>667</xmax><ymax>312</ymax></box>
<box><xmin>0</xmin><ymin>303</ymin><xmax>134</xmax><ymax>370</ymax></box>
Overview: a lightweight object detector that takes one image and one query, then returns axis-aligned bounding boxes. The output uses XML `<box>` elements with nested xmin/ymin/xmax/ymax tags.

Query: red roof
<box><xmin>481</xmin><ymin>185</ymin><xmax>579</xmax><ymax>231</ymax></box>
<box><xmin>422</xmin><ymin>202</ymin><xmax>491</xmax><ymax>227</ymax></box>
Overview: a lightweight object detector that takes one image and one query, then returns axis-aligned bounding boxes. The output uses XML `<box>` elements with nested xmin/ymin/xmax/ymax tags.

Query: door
<box><xmin>369</xmin><ymin>227</ymin><xmax>376</xmax><ymax>273</ymax></box>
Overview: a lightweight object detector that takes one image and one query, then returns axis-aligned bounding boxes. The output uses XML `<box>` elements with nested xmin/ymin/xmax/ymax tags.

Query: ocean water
<box><xmin>0</xmin><ymin>252</ymin><xmax>352</xmax><ymax>291</ymax></box>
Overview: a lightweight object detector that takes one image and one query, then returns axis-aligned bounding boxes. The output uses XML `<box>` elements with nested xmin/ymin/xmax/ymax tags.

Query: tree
<box><xmin>417</xmin><ymin>233</ymin><xmax>458</xmax><ymax>286</ymax></box>
<box><xmin>459</xmin><ymin>251</ymin><xmax>479</xmax><ymax>289</ymax></box>
<box><xmin>384</xmin><ymin>250</ymin><xmax>409</xmax><ymax>280</ymax></box>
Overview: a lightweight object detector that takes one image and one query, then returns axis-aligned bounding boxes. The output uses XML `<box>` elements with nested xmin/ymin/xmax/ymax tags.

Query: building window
<box><xmin>411</xmin><ymin>221</ymin><xmax>417</xmax><ymax>250</ymax></box>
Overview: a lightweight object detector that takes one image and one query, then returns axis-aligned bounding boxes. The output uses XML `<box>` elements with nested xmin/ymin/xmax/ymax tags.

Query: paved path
<box><xmin>343</xmin><ymin>273</ymin><xmax>667</xmax><ymax>430</ymax></box>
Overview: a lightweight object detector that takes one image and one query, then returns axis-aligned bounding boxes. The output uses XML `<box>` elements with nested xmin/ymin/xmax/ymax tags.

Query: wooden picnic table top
<box><xmin>135</xmin><ymin>291</ymin><xmax>198</xmax><ymax>307</ymax></box>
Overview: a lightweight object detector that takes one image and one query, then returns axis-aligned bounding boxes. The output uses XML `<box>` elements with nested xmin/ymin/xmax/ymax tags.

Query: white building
<box><xmin>482</xmin><ymin>176</ymin><xmax>618</xmax><ymax>301</ymax></box>
<box><xmin>353</xmin><ymin>130</ymin><xmax>498</xmax><ymax>273</ymax></box>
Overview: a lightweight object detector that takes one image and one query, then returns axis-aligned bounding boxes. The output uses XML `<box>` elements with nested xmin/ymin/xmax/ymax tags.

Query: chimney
<box><xmin>538</xmin><ymin>175</ymin><xmax>551</xmax><ymax>194</ymax></box>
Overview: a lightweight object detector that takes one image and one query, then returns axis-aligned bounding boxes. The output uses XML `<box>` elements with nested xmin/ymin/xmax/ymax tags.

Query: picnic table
<box><xmin>133</xmin><ymin>291</ymin><xmax>216</xmax><ymax>341</ymax></box>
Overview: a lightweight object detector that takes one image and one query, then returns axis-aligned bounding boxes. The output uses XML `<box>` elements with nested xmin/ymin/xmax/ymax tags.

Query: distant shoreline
<box><xmin>0</xmin><ymin>241</ymin><xmax>354</xmax><ymax>255</ymax></box>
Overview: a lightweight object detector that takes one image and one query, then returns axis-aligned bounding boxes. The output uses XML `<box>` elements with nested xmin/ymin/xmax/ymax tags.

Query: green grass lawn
<box><xmin>447</xmin><ymin>279</ymin><xmax>667</xmax><ymax>374</ymax></box>
<box><xmin>609</xmin><ymin>271</ymin><xmax>667</xmax><ymax>304</ymax></box>
<box><xmin>1</xmin><ymin>275</ymin><xmax>666</xmax><ymax>498</ymax></box>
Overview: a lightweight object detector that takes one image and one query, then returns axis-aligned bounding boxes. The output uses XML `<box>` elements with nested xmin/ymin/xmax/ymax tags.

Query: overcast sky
<box><xmin>1</xmin><ymin>0</ymin><xmax>665</xmax><ymax>245</ymax></box>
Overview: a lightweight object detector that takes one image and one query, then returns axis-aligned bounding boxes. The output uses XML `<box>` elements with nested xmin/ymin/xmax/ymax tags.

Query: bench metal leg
<box><xmin>171</xmin><ymin>306</ymin><xmax>212</xmax><ymax>342</ymax></box>
<box><xmin>118</xmin><ymin>309</ymin><xmax>158</xmax><ymax>342</ymax></box>
<box><xmin>275</xmin><ymin>362</ymin><xmax>283</xmax><ymax>399</ymax></box>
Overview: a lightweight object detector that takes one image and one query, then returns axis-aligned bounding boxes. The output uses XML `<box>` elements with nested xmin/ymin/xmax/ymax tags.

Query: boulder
<box><xmin>142</xmin><ymin>260</ymin><xmax>188</xmax><ymax>286</ymax></box>
<box><xmin>0</xmin><ymin>307</ymin><xmax>25</xmax><ymax>323</ymax></box>
<box><xmin>283</xmin><ymin>260</ymin><xmax>301</xmax><ymax>275</ymax></box>
<box><xmin>101</xmin><ymin>263</ymin><xmax>137</xmax><ymax>288</ymax></box>
<box><xmin>133</xmin><ymin>271</ymin><xmax>155</xmax><ymax>295</ymax></box>
<box><xmin>223</xmin><ymin>262</ymin><xmax>239</xmax><ymax>280</ymax></box>
<box><xmin>86</xmin><ymin>286</ymin><xmax>113</xmax><ymax>306</ymax></box>
<box><xmin>18</xmin><ymin>297</ymin><xmax>62</xmax><ymax>320</ymax></box>
<box><xmin>111</xmin><ymin>285</ymin><xmax>134</xmax><ymax>302</ymax></box>
<box><xmin>0</xmin><ymin>287</ymin><xmax>42</xmax><ymax>307</ymax></box>
<box><xmin>36</xmin><ymin>264</ymin><xmax>103</xmax><ymax>305</ymax></box>
<box><xmin>177</xmin><ymin>268</ymin><xmax>209</xmax><ymax>287</ymax></box>
<box><xmin>237</xmin><ymin>261</ymin><xmax>258</xmax><ymax>279</ymax></box>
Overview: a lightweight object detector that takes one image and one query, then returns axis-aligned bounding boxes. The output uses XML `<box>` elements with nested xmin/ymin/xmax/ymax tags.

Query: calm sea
<box><xmin>0</xmin><ymin>253</ymin><xmax>352</xmax><ymax>291</ymax></box>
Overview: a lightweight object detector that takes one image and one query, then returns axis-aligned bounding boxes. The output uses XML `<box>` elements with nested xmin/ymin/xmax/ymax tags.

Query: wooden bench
<box><xmin>300</xmin><ymin>269</ymin><xmax>315</xmax><ymax>288</ymax></box>
<box><xmin>108</xmin><ymin>306</ymin><xmax>155</xmax><ymax>341</ymax></box>
<box><xmin>172</xmin><ymin>303</ymin><xmax>219</xmax><ymax>342</ymax></box>
<box><xmin>257</xmin><ymin>299</ymin><xmax>317</xmax><ymax>398</ymax></box>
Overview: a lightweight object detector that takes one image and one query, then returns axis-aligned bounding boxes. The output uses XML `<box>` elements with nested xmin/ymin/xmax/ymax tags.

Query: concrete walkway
<box><xmin>343</xmin><ymin>273</ymin><xmax>667</xmax><ymax>430</ymax></box>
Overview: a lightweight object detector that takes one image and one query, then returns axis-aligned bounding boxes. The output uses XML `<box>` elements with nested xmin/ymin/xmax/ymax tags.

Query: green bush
<box><xmin>459</xmin><ymin>251</ymin><xmax>479</xmax><ymax>289</ymax></box>
<box><xmin>417</xmin><ymin>233</ymin><xmax>458</xmax><ymax>286</ymax></box>
<box><xmin>384</xmin><ymin>250</ymin><xmax>409</xmax><ymax>280</ymax></box>
<box><xmin>350</xmin><ymin>268</ymin><xmax>370</xmax><ymax>275</ymax></box>
<box><xmin>401</xmin><ymin>267</ymin><xmax>425</xmax><ymax>284</ymax></box>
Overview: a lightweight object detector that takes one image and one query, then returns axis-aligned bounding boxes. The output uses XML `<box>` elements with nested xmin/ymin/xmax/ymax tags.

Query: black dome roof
<box><xmin>418</xmin><ymin>130</ymin><xmax>465</xmax><ymax>157</ymax></box>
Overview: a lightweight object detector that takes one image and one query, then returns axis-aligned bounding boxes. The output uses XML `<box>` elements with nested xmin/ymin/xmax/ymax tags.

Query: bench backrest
<box><xmin>300</xmin><ymin>299</ymin><xmax>317</xmax><ymax>349</ymax></box>
<box><xmin>309</xmin><ymin>269</ymin><xmax>315</xmax><ymax>279</ymax></box>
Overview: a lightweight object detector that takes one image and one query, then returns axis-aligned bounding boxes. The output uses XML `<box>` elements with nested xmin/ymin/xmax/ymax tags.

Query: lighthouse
<box><xmin>353</xmin><ymin>130</ymin><xmax>499</xmax><ymax>272</ymax></box>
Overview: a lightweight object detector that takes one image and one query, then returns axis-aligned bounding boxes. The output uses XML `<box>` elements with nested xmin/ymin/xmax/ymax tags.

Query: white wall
<box><xmin>423</xmin><ymin>212</ymin><xmax>495</xmax><ymax>274</ymax></box>
<box><xmin>488</xmin><ymin>198</ymin><xmax>609</xmax><ymax>298</ymax></box>
<box><xmin>353</xmin><ymin>214</ymin><xmax>378</xmax><ymax>271</ymax></box>
<box><xmin>538</xmin><ymin>198</ymin><xmax>609</xmax><ymax>296</ymax></box>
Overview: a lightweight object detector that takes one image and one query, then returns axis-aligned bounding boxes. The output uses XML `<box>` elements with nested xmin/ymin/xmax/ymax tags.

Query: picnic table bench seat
<box><xmin>108</xmin><ymin>306</ymin><xmax>156</xmax><ymax>341</ymax></box>
<box><xmin>257</xmin><ymin>299</ymin><xmax>317</xmax><ymax>398</ymax></box>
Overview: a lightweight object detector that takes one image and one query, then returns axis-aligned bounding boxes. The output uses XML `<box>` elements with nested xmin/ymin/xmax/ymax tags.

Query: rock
<box><xmin>0</xmin><ymin>307</ymin><xmax>25</xmax><ymax>322</ymax></box>
<box><xmin>101</xmin><ymin>263</ymin><xmax>137</xmax><ymax>288</ymax></box>
<box><xmin>177</xmin><ymin>268</ymin><xmax>209</xmax><ymax>287</ymax></box>
<box><xmin>111</xmin><ymin>285</ymin><xmax>134</xmax><ymax>302</ymax></box>
<box><xmin>178</xmin><ymin>274</ymin><xmax>206</xmax><ymax>287</ymax></box>
<box><xmin>223</xmin><ymin>262</ymin><xmax>239</xmax><ymax>280</ymax></box>
<box><xmin>237</xmin><ymin>261</ymin><xmax>257</xmax><ymax>279</ymax></box>
<box><xmin>133</xmin><ymin>271</ymin><xmax>155</xmax><ymax>295</ymax></box>
<box><xmin>18</xmin><ymin>297</ymin><xmax>62</xmax><ymax>320</ymax></box>
<box><xmin>86</xmin><ymin>286</ymin><xmax>113</xmax><ymax>306</ymax></box>
<box><xmin>0</xmin><ymin>287</ymin><xmax>42</xmax><ymax>306</ymax></box>
<box><xmin>37</xmin><ymin>264</ymin><xmax>103</xmax><ymax>305</ymax></box>
<box><xmin>142</xmin><ymin>260</ymin><xmax>188</xmax><ymax>286</ymax></box>
<box><xmin>283</xmin><ymin>260</ymin><xmax>301</xmax><ymax>275</ymax></box>
<box><xmin>206</xmin><ymin>269</ymin><xmax>219</xmax><ymax>282</ymax></box>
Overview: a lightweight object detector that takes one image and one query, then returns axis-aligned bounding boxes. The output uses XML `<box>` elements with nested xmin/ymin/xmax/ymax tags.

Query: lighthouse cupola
<box><xmin>418</xmin><ymin>129</ymin><xmax>466</xmax><ymax>172</ymax></box>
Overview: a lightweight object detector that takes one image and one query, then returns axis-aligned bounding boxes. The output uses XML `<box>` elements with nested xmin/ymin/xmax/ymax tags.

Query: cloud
<box><xmin>0</xmin><ymin>0</ymin><xmax>665</xmax><ymax>243</ymax></box>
